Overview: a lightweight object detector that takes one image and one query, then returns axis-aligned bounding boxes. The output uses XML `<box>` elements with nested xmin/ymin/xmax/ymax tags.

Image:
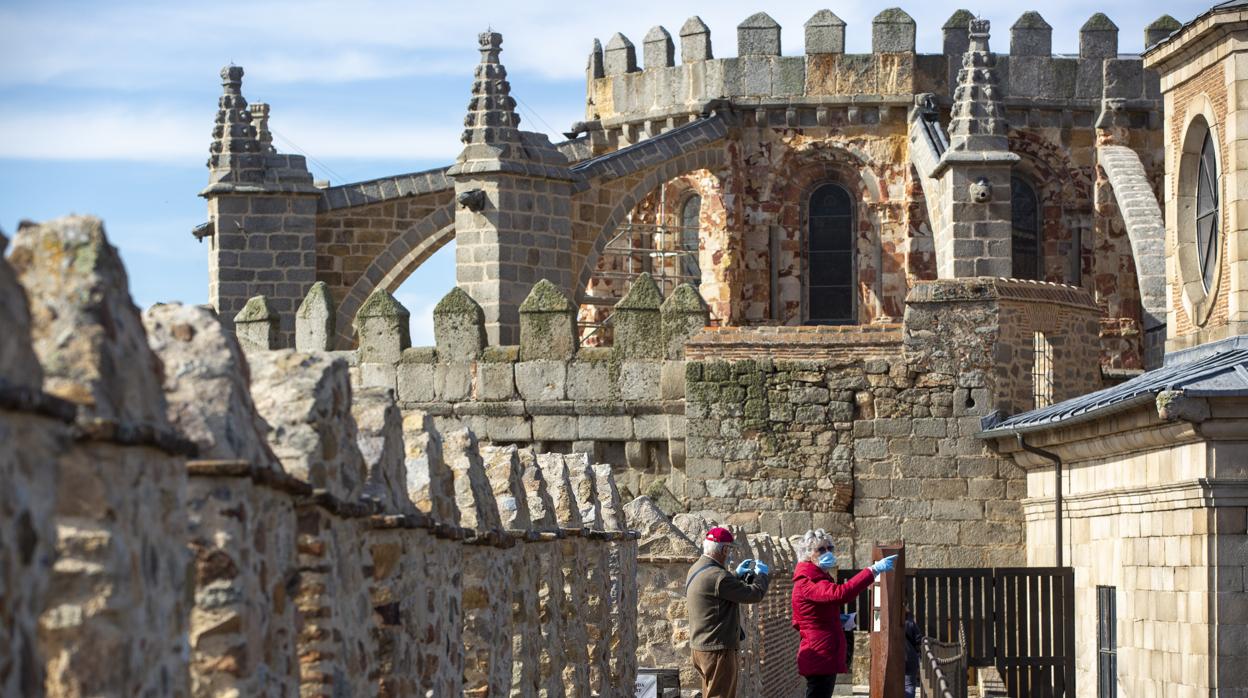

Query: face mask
<box><xmin>817</xmin><ymin>552</ymin><xmax>837</xmax><ymax>569</ymax></box>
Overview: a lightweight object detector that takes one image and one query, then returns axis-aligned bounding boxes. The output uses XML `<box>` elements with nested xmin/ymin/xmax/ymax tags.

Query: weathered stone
<box><xmin>680</xmin><ymin>16</ymin><xmax>712</xmax><ymax>62</ymax></box>
<box><xmin>355</xmin><ymin>289</ymin><xmax>410</xmax><ymax>363</ymax></box>
<box><xmin>519</xmin><ymin>278</ymin><xmax>577</xmax><ymax>360</ymax></box>
<box><xmin>250</xmin><ymin>349</ymin><xmax>367</xmax><ymax>500</ymax></box>
<box><xmin>873</xmin><ymin>8</ymin><xmax>915</xmax><ymax>53</ymax></box>
<box><xmin>614</xmin><ymin>273</ymin><xmax>664</xmax><ymax>359</ymax></box>
<box><xmin>11</xmin><ymin>215</ymin><xmax>170</xmax><ymax>425</ymax></box>
<box><xmin>804</xmin><ymin>9</ymin><xmax>846</xmax><ymax>55</ymax></box>
<box><xmin>433</xmin><ymin>287</ymin><xmax>486</xmax><ymax>361</ymax></box>
<box><xmin>295</xmin><ymin>280</ymin><xmax>335</xmax><ymax>351</ymax></box>
<box><xmin>738</xmin><ymin>12</ymin><xmax>781</xmax><ymax>57</ymax></box>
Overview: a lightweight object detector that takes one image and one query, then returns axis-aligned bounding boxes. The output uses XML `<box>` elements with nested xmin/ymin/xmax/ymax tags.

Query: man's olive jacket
<box><xmin>685</xmin><ymin>554</ymin><xmax>770</xmax><ymax>651</ymax></box>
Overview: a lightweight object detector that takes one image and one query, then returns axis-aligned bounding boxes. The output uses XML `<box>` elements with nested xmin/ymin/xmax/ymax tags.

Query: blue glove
<box><xmin>735</xmin><ymin>559</ymin><xmax>755</xmax><ymax>576</ymax></box>
<box><xmin>870</xmin><ymin>554</ymin><xmax>898</xmax><ymax>576</ymax></box>
<box><xmin>754</xmin><ymin>560</ymin><xmax>770</xmax><ymax>577</ymax></box>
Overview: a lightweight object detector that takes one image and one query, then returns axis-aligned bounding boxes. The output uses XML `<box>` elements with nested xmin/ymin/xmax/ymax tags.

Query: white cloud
<box><xmin>0</xmin><ymin>104</ymin><xmax>463</xmax><ymax>163</ymax></box>
<box><xmin>0</xmin><ymin>0</ymin><xmax>1214</xmax><ymax>89</ymax></box>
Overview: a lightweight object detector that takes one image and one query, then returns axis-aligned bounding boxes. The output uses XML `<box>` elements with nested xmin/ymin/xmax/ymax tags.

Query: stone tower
<box><xmin>931</xmin><ymin>19</ymin><xmax>1018</xmax><ymax>278</ymax></box>
<box><xmin>202</xmin><ymin>66</ymin><xmax>320</xmax><ymax>346</ymax></box>
<box><xmin>447</xmin><ymin>31</ymin><xmax>576</xmax><ymax>345</ymax></box>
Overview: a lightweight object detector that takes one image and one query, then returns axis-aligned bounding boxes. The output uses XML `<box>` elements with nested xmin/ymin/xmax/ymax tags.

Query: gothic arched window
<box><xmin>679</xmin><ymin>194</ymin><xmax>701</xmax><ymax>284</ymax></box>
<box><xmin>807</xmin><ymin>183</ymin><xmax>855</xmax><ymax>324</ymax></box>
<box><xmin>1196</xmin><ymin>130</ymin><xmax>1220</xmax><ymax>291</ymax></box>
<box><xmin>1012</xmin><ymin>176</ymin><xmax>1041</xmax><ymax>280</ymax></box>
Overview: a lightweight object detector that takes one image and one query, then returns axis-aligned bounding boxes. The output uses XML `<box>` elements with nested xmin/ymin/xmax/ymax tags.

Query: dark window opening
<box><xmin>1196</xmin><ymin>130</ymin><xmax>1220</xmax><ymax>291</ymax></box>
<box><xmin>679</xmin><ymin>194</ymin><xmax>702</xmax><ymax>284</ymax></box>
<box><xmin>807</xmin><ymin>183</ymin><xmax>855</xmax><ymax>324</ymax></box>
<box><xmin>1012</xmin><ymin>176</ymin><xmax>1041</xmax><ymax>280</ymax></box>
<box><xmin>1097</xmin><ymin>586</ymin><xmax>1117</xmax><ymax>698</ymax></box>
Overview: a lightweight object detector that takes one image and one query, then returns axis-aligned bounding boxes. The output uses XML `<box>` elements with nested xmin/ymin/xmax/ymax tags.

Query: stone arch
<box><xmin>571</xmin><ymin>144</ymin><xmax>729</xmax><ymax>306</ymax></box>
<box><xmin>1008</xmin><ymin>130</ymin><xmax>1094</xmax><ymax>286</ymax></box>
<box><xmin>334</xmin><ymin>202</ymin><xmax>456</xmax><ymax>347</ymax></box>
<box><xmin>773</xmin><ymin>143</ymin><xmax>890</xmax><ymax>324</ymax></box>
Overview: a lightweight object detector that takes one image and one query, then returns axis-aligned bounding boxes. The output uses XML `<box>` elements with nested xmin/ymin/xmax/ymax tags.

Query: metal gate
<box><xmin>837</xmin><ymin>567</ymin><xmax>1076</xmax><ymax>697</ymax></box>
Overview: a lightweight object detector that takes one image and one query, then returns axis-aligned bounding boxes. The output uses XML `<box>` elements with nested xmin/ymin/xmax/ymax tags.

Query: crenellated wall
<box><xmin>0</xmin><ymin>216</ymin><xmax>641</xmax><ymax>698</ymax></box>
<box><xmin>582</xmin><ymin>10</ymin><xmax>1162</xmax><ymax>138</ymax></box>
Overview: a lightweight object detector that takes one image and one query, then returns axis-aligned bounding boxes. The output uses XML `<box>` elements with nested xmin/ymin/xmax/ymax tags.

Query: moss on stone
<box><xmin>519</xmin><ymin>278</ymin><xmax>573</xmax><ymax>312</ymax></box>
<box><xmin>433</xmin><ymin>286</ymin><xmax>484</xmax><ymax>319</ymax></box>
<box><xmin>942</xmin><ymin>9</ymin><xmax>975</xmax><ymax>29</ymax></box>
<box><xmin>357</xmin><ymin>289</ymin><xmax>409</xmax><ymax>320</ymax></box>
<box><xmin>235</xmin><ymin>294</ymin><xmax>276</xmax><ymax>322</ymax></box>
<box><xmin>1081</xmin><ymin>13</ymin><xmax>1117</xmax><ymax>31</ymax></box>
<box><xmin>399</xmin><ymin>346</ymin><xmax>438</xmax><ymax>363</ymax></box>
<box><xmin>1011</xmin><ymin>11</ymin><xmax>1050</xmax><ymax>30</ymax></box>
<box><xmin>297</xmin><ymin>281</ymin><xmax>334</xmax><ymax>318</ymax></box>
<box><xmin>615</xmin><ymin>273</ymin><xmax>663</xmax><ymax>310</ymax></box>
<box><xmin>660</xmin><ymin>283</ymin><xmax>709</xmax><ymax>314</ymax></box>
<box><xmin>1145</xmin><ymin>15</ymin><xmax>1180</xmax><ymax>32</ymax></box>
<box><xmin>481</xmin><ymin>345</ymin><xmax>520</xmax><ymax>362</ymax></box>
<box><xmin>874</xmin><ymin>7</ymin><xmax>914</xmax><ymax>24</ymax></box>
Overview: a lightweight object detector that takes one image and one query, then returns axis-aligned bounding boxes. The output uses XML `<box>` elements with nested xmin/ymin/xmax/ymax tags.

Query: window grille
<box><xmin>1097</xmin><ymin>586</ymin><xmax>1117</xmax><ymax>698</ymax></box>
<box><xmin>806</xmin><ymin>183</ymin><xmax>855</xmax><ymax>324</ymax></box>
<box><xmin>1033</xmin><ymin>331</ymin><xmax>1054</xmax><ymax>409</ymax></box>
<box><xmin>1196</xmin><ymin>130</ymin><xmax>1220</xmax><ymax>291</ymax></box>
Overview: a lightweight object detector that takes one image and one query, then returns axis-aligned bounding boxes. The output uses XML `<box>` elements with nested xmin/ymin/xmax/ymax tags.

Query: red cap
<box><xmin>705</xmin><ymin>527</ymin><xmax>734</xmax><ymax>543</ymax></box>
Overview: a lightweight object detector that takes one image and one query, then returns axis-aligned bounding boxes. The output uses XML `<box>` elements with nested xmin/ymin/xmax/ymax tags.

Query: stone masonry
<box><xmin>0</xmin><ymin>216</ymin><xmax>639</xmax><ymax>698</ymax></box>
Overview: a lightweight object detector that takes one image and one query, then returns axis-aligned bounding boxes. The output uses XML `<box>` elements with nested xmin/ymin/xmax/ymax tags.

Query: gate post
<box><xmin>869</xmin><ymin>542</ymin><xmax>906</xmax><ymax>698</ymax></box>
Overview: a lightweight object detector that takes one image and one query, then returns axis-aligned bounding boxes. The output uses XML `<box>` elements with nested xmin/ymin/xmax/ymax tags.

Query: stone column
<box><xmin>448</xmin><ymin>32</ymin><xmax>576</xmax><ymax>345</ymax></box>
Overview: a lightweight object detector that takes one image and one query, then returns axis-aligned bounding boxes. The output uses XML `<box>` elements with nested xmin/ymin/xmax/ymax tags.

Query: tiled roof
<box><xmin>978</xmin><ymin>335</ymin><xmax>1248</xmax><ymax>438</ymax></box>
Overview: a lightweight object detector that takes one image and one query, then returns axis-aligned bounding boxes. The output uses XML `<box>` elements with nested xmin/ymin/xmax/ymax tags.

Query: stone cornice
<box><xmin>1143</xmin><ymin>8</ymin><xmax>1248</xmax><ymax>74</ymax></box>
<box><xmin>1023</xmin><ymin>478</ymin><xmax>1248</xmax><ymax>518</ymax></box>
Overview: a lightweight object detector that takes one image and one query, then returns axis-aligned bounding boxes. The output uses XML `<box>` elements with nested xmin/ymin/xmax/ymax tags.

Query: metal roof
<box><xmin>978</xmin><ymin>335</ymin><xmax>1248</xmax><ymax>438</ymax></box>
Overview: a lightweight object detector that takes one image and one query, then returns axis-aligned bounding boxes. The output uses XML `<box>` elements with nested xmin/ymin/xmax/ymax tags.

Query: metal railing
<box><xmin>920</xmin><ymin>622</ymin><xmax>968</xmax><ymax>698</ymax></box>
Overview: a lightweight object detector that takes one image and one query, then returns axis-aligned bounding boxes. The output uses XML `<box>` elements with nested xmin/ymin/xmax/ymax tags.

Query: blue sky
<box><xmin>0</xmin><ymin>0</ymin><xmax>1208</xmax><ymax>342</ymax></box>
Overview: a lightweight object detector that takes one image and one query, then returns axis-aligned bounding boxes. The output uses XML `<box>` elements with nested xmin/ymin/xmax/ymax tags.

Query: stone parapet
<box><xmin>584</xmin><ymin>10</ymin><xmax>1158</xmax><ymax>130</ymax></box>
<box><xmin>0</xmin><ymin>215</ymin><xmax>639</xmax><ymax>698</ymax></box>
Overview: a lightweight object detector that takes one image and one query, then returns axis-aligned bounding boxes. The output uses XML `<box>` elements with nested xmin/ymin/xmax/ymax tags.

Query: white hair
<box><xmin>797</xmin><ymin>529</ymin><xmax>835</xmax><ymax>560</ymax></box>
<box><xmin>702</xmin><ymin>539</ymin><xmax>730</xmax><ymax>558</ymax></box>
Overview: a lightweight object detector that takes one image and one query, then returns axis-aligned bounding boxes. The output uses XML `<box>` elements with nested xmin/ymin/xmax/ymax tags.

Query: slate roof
<box><xmin>978</xmin><ymin>335</ymin><xmax>1248</xmax><ymax>438</ymax></box>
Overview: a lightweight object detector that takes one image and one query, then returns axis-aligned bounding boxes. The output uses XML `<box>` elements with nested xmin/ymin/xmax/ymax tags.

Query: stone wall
<box><xmin>994</xmin><ymin>398</ymin><xmax>1248</xmax><ymax>696</ymax></box>
<box><xmin>0</xmin><ymin>216</ymin><xmax>639</xmax><ymax>698</ymax></box>
<box><xmin>626</xmin><ymin>497</ymin><xmax>803</xmax><ymax>698</ymax></box>
<box><xmin>682</xmin><ymin>279</ymin><xmax>1102</xmax><ymax>568</ymax></box>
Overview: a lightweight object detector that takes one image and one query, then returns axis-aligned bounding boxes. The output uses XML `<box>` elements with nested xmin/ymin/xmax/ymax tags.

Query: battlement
<box><xmin>584</xmin><ymin>10</ymin><xmax>1172</xmax><ymax>128</ymax></box>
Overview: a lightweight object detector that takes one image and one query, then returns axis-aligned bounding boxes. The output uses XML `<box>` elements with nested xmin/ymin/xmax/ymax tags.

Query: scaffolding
<box><xmin>579</xmin><ymin>220</ymin><xmax>702</xmax><ymax>341</ymax></box>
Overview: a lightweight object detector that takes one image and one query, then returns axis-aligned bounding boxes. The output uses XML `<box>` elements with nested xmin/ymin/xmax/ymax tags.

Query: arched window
<box><xmin>679</xmin><ymin>194</ymin><xmax>701</xmax><ymax>284</ymax></box>
<box><xmin>807</xmin><ymin>183</ymin><xmax>855</xmax><ymax>324</ymax></box>
<box><xmin>1012</xmin><ymin>176</ymin><xmax>1041</xmax><ymax>280</ymax></box>
<box><xmin>1196</xmin><ymin>130</ymin><xmax>1220</xmax><ymax>291</ymax></box>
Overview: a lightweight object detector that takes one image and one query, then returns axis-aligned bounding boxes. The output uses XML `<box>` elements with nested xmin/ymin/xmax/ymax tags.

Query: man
<box><xmin>685</xmin><ymin>527</ymin><xmax>771</xmax><ymax>698</ymax></box>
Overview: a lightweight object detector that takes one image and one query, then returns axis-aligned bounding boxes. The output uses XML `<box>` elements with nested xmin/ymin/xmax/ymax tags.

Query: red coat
<box><xmin>790</xmin><ymin>561</ymin><xmax>876</xmax><ymax>676</ymax></box>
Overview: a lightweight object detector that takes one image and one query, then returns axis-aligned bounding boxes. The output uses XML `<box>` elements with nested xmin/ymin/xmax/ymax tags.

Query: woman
<box><xmin>791</xmin><ymin>529</ymin><xmax>897</xmax><ymax>698</ymax></box>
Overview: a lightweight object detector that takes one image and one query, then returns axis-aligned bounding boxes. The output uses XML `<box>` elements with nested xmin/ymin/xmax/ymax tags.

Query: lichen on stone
<box><xmin>357</xmin><ymin>288</ymin><xmax>410</xmax><ymax>320</ymax></box>
<box><xmin>433</xmin><ymin>286</ymin><xmax>485</xmax><ymax>319</ymax></box>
